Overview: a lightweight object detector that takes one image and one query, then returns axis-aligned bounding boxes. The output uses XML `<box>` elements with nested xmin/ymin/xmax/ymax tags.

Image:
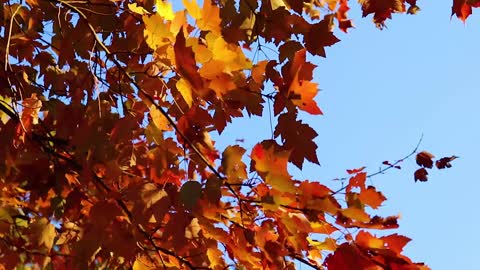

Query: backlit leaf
<box><xmin>359</xmin><ymin>186</ymin><xmax>386</xmax><ymax>209</ymax></box>
<box><xmin>156</xmin><ymin>0</ymin><xmax>175</xmax><ymax>20</ymax></box>
<box><xmin>150</xmin><ymin>105</ymin><xmax>171</xmax><ymax>131</ymax></box>
<box><xmin>288</xmin><ymin>49</ymin><xmax>323</xmax><ymax>115</ymax></box>
<box><xmin>251</xmin><ymin>141</ymin><xmax>295</xmax><ymax>193</ymax></box>
<box><xmin>221</xmin><ymin>145</ymin><xmax>247</xmax><ymax>184</ymax></box>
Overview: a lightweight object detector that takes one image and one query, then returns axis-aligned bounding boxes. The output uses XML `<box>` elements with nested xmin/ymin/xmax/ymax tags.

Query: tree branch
<box><xmin>332</xmin><ymin>134</ymin><xmax>423</xmax><ymax>195</ymax></box>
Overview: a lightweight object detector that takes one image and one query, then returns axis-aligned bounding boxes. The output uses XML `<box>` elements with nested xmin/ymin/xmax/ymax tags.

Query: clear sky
<box><xmin>214</xmin><ymin>1</ymin><xmax>479</xmax><ymax>269</ymax></box>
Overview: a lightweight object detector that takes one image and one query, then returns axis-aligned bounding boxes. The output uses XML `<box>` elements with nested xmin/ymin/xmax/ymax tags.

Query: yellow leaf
<box><xmin>176</xmin><ymin>78</ymin><xmax>193</xmax><ymax>107</ymax></box>
<box><xmin>271</xmin><ymin>0</ymin><xmax>286</xmax><ymax>10</ymax></box>
<box><xmin>143</xmin><ymin>14</ymin><xmax>173</xmax><ymax>50</ymax></box>
<box><xmin>206</xmin><ymin>247</ymin><xmax>225</xmax><ymax>267</ymax></box>
<box><xmin>342</xmin><ymin>207</ymin><xmax>370</xmax><ymax>223</ymax></box>
<box><xmin>209</xmin><ymin>34</ymin><xmax>237</xmax><ymax>63</ymax></box>
<box><xmin>182</xmin><ymin>0</ymin><xmax>201</xmax><ymax>20</ymax></box>
<box><xmin>192</xmin><ymin>43</ymin><xmax>213</xmax><ymax>64</ymax></box>
<box><xmin>133</xmin><ymin>257</ymin><xmax>154</xmax><ymax>270</ymax></box>
<box><xmin>251</xmin><ymin>143</ymin><xmax>295</xmax><ymax>193</ymax></box>
<box><xmin>309</xmin><ymin>237</ymin><xmax>337</xmax><ymax>251</ymax></box>
<box><xmin>199</xmin><ymin>0</ymin><xmax>221</xmax><ymax>34</ymax></box>
<box><xmin>307</xmin><ymin>197</ymin><xmax>340</xmax><ymax>215</ymax></box>
<box><xmin>149</xmin><ymin>105</ymin><xmax>171</xmax><ymax>131</ymax></box>
<box><xmin>128</xmin><ymin>3</ymin><xmax>149</xmax><ymax>15</ymax></box>
<box><xmin>30</xmin><ymin>218</ymin><xmax>56</xmax><ymax>251</ymax></box>
<box><xmin>206</xmin><ymin>33</ymin><xmax>251</xmax><ymax>73</ymax></box>
<box><xmin>170</xmin><ymin>10</ymin><xmax>187</xmax><ymax>36</ymax></box>
<box><xmin>155</xmin><ymin>0</ymin><xmax>175</xmax><ymax>20</ymax></box>
<box><xmin>322</xmin><ymin>0</ymin><xmax>338</xmax><ymax>10</ymax></box>
<box><xmin>0</xmin><ymin>95</ymin><xmax>13</xmax><ymax>124</ymax></box>
<box><xmin>307</xmin><ymin>248</ymin><xmax>323</xmax><ymax>263</ymax></box>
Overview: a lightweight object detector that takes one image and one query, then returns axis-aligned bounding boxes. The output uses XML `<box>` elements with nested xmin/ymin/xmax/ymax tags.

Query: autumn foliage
<box><xmin>0</xmin><ymin>0</ymin><xmax>464</xmax><ymax>269</ymax></box>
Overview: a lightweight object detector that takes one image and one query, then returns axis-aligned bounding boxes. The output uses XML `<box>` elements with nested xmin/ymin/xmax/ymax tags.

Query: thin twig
<box><xmin>332</xmin><ymin>134</ymin><xmax>424</xmax><ymax>195</ymax></box>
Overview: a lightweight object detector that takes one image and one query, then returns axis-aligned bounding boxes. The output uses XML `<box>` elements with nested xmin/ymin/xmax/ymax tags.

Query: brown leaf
<box><xmin>274</xmin><ymin>112</ymin><xmax>319</xmax><ymax>169</ymax></box>
<box><xmin>174</xmin><ymin>28</ymin><xmax>204</xmax><ymax>92</ymax></box>
<box><xmin>414</xmin><ymin>168</ymin><xmax>428</xmax><ymax>182</ymax></box>
<box><xmin>416</xmin><ymin>151</ymin><xmax>434</xmax><ymax>168</ymax></box>
<box><xmin>180</xmin><ymin>181</ymin><xmax>202</xmax><ymax>210</ymax></box>
<box><xmin>305</xmin><ymin>15</ymin><xmax>340</xmax><ymax>57</ymax></box>
<box><xmin>435</xmin><ymin>156</ymin><xmax>458</xmax><ymax>169</ymax></box>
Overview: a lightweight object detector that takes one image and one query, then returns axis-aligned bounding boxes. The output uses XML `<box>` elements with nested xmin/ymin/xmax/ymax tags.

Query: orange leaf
<box><xmin>381</xmin><ymin>234</ymin><xmax>411</xmax><ymax>254</ymax></box>
<box><xmin>221</xmin><ymin>145</ymin><xmax>247</xmax><ymax>184</ymax></box>
<box><xmin>251</xmin><ymin>141</ymin><xmax>295</xmax><ymax>193</ymax></box>
<box><xmin>355</xmin><ymin>231</ymin><xmax>384</xmax><ymax>249</ymax></box>
<box><xmin>359</xmin><ymin>186</ymin><xmax>386</xmax><ymax>209</ymax></box>
<box><xmin>288</xmin><ymin>49</ymin><xmax>323</xmax><ymax>115</ymax></box>
<box><xmin>347</xmin><ymin>172</ymin><xmax>367</xmax><ymax>192</ymax></box>
<box><xmin>341</xmin><ymin>207</ymin><xmax>370</xmax><ymax>223</ymax></box>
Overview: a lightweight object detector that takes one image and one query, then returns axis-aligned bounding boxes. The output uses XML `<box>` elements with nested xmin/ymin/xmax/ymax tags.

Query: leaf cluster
<box><xmin>0</xmin><ymin>0</ymin><xmax>463</xmax><ymax>269</ymax></box>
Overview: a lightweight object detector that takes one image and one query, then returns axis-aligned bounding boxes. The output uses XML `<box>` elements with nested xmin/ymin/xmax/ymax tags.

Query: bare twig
<box><xmin>332</xmin><ymin>134</ymin><xmax>424</xmax><ymax>195</ymax></box>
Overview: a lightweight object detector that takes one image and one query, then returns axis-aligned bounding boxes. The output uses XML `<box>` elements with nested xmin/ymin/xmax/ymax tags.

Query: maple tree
<box><xmin>0</xmin><ymin>0</ymin><xmax>465</xmax><ymax>269</ymax></box>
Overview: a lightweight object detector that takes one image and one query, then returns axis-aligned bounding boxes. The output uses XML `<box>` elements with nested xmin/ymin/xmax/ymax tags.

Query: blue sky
<box><xmin>215</xmin><ymin>1</ymin><xmax>479</xmax><ymax>269</ymax></box>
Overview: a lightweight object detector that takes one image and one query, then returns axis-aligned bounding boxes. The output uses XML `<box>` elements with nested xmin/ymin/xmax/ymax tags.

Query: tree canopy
<box><xmin>0</xmin><ymin>0</ymin><xmax>467</xmax><ymax>269</ymax></box>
